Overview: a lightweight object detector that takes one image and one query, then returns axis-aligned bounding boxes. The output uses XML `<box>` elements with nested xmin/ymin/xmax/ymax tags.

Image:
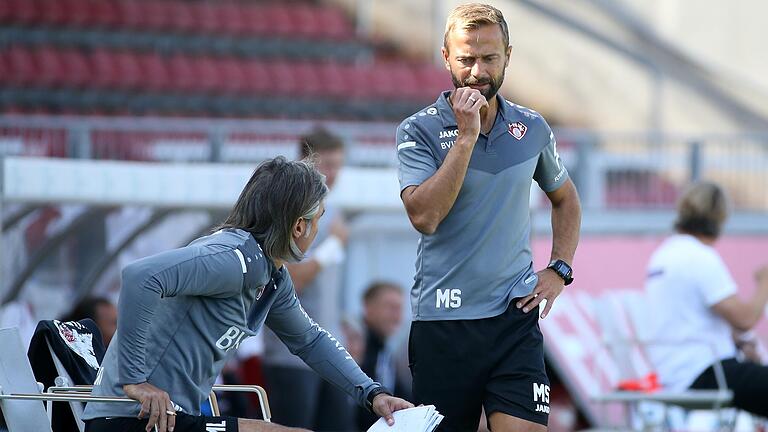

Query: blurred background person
<box><xmin>60</xmin><ymin>296</ymin><xmax>118</xmax><ymax>347</ymax></box>
<box><xmin>262</xmin><ymin>127</ymin><xmax>354</xmax><ymax>431</ymax></box>
<box><xmin>356</xmin><ymin>281</ymin><xmax>410</xmax><ymax>431</ymax></box>
<box><xmin>644</xmin><ymin>181</ymin><xmax>768</xmax><ymax>418</ymax></box>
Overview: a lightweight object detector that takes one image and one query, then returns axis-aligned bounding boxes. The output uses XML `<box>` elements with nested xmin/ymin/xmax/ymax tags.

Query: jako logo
<box><xmin>206</xmin><ymin>420</ymin><xmax>227</xmax><ymax>431</ymax></box>
<box><xmin>439</xmin><ymin>129</ymin><xmax>458</xmax><ymax>139</ymax></box>
<box><xmin>436</xmin><ymin>289</ymin><xmax>461</xmax><ymax>308</ymax></box>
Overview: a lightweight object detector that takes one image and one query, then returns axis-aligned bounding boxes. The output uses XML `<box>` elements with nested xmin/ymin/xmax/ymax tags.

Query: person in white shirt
<box><xmin>645</xmin><ymin>181</ymin><xmax>768</xmax><ymax>417</ymax></box>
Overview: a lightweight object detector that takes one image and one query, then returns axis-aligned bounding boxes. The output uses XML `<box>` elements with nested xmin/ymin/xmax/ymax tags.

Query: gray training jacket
<box><xmin>82</xmin><ymin>228</ymin><xmax>379</xmax><ymax>420</ymax></box>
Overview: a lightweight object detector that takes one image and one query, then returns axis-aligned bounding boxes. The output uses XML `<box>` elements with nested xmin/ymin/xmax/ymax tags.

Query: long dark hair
<box><xmin>218</xmin><ymin>156</ymin><xmax>328</xmax><ymax>262</ymax></box>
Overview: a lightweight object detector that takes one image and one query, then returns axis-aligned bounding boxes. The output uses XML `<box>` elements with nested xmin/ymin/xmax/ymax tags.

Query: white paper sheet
<box><xmin>367</xmin><ymin>405</ymin><xmax>443</xmax><ymax>432</ymax></box>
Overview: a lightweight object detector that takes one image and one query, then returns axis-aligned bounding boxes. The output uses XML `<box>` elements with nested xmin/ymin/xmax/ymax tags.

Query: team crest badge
<box><xmin>508</xmin><ymin>121</ymin><xmax>527</xmax><ymax>140</ymax></box>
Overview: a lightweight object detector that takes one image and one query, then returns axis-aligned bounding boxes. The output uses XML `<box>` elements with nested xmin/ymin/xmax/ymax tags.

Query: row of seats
<box><xmin>1</xmin><ymin>26</ymin><xmax>370</xmax><ymax>61</ymax></box>
<box><xmin>2</xmin><ymin>87</ymin><xmax>428</xmax><ymax>119</ymax></box>
<box><xmin>1</xmin><ymin>47</ymin><xmax>450</xmax><ymax>100</ymax></box>
<box><xmin>0</xmin><ymin>0</ymin><xmax>354</xmax><ymax>39</ymax></box>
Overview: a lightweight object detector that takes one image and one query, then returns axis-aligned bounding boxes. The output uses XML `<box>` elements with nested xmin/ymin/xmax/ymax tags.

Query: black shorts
<box><xmin>409</xmin><ymin>300</ymin><xmax>549</xmax><ymax>431</ymax></box>
<box><xmin>85</xmin><ymin>414</ymin><xmax>239</xmax><ymax>432</ymax></box>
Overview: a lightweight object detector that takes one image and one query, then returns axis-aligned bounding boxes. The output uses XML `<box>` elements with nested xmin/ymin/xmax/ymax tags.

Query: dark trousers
<box><xmin>263</xmin><ymin>365</ymin><xmax>355</xmax><ymax>431</ymax></box>
<box><xmin>690</xmin><ymin>358</ymin><xmax>768</xmax><ymax>417</ymax></box>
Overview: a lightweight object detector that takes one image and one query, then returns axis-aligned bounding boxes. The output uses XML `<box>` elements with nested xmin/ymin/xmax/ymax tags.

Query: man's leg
<box><xmin>263</xmin><ymin>365</ymin><xmax>320</xmax><ymax>428</ymax></box>
<box><xmin>409</xmin><ymin>319</ymin><xmax>488</xmax><ymax>432</ymax></box>
<box><xmin>488</xmin><ymin>412</ymin><xmax>547</xmax><ymax>432</ymax></box>
<box><xmin>691</xmin><ymin>358</ymin><xmax>768</xmax><ymax>417</ymax></box>
<box><xmin>86</xmin><ymin>415</ymin><xmax>311</xmax><ymax>432</ymax></box>
<box><xmin>484</xmin><ymin>302</ymin><xmax>550</xmax><ymax>430</ymax></box>
<box><xmin>237</xmin><ymin>419</ymin><xmax>309</xmax><ymax>431</ymax></box>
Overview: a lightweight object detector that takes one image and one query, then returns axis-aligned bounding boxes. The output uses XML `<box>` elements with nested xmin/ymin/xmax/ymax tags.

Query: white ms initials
<box><xmin>533</xmin><ymin>383</ymin><xmax>551</xmax><ymax>413</ymax></box>
<box><xmin>436</xmin><ymin>289</ymin><xmax>462</xmax><ymax>309</ymax></box>
<box><xmin>216</xmin><ymin>326</ymin><xmax>247</xmax><ymax>352</ymax></box>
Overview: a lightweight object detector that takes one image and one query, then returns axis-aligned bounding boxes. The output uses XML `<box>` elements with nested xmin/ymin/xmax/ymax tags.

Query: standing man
<box><xmin>82</xmin><ymin>157</ymin><xmax>413</xmax><ymax>432</ymax></box>
<box><xmin>396</xmin><ymin>4</ymin><xmax>581</xmax><ymax>431</ymax></box>
<box><xmin>262</xmin><ymin>128</ymin><xmax>354</xmax><ymax>431</ymax></box>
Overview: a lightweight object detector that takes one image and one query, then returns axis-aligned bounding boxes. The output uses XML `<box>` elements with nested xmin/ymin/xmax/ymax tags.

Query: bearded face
<box><xmin>443</xmin><ymin>24</ymin><xmax>511</xmax><ymax>101</ymax></box>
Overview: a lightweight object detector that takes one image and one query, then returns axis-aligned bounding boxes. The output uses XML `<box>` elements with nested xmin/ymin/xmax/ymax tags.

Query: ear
<box><xmin>441</xmin><ymin>46</ymin><xmax>451</xmax><ymax>71</ymax></box>
<box><xmin>504</xmin><ymin>45</ymin><xmax>513</xmax><ymax>68</ymax></box>
<box><xmin>292</xmin><ymin>218</ymin><xmax>306</xmax><ymax>240</ymax></box>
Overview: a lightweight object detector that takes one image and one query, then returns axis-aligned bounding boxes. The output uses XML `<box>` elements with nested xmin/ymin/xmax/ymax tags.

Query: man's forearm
<box><xmin>549</xmin><ymin>186</ymin><xmax>581</xmax><ymax>264</ymax></box>
<box><xmin>404</xmin><ymin>140</ymin><xmax>474</xmax><ymax>232</ymax></box>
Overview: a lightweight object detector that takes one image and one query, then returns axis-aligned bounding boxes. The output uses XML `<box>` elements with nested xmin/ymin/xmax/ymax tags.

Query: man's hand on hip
<box><xmin>123</xmin><ymin>382</ymin><xmax>177</xmax><ymax>432</ymax></box>
<box><xmin>517</xmin><ymin>269</ymin><xmax>565</xmax><ymax>319</ymax></box>
<box><xmin>372</xmin><ymin>394</ymin><xmax>415</xmax><ymax>426</ymax></box>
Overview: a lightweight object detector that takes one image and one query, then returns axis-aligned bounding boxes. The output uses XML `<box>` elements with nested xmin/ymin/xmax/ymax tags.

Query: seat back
<box><xmin>0</xmin><ymin>327</ymin><xmax>54</xmax><ymax>432</ymax></box>
<box><xmin>593</xmin><ymin>290</ymin><xmax>653</xmax><ymax>383</ymax></box>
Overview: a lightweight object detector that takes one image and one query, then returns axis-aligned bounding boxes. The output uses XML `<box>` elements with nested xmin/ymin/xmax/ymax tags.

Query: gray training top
<box><xmin>397</xmin><ymin>91</ymin><xmax>569</xmax><ymax>321</ymax></box>
<box><xmin>82</xmin><ymin>228</ymin><xmax>379</xmax><ymax>420</ymax></box>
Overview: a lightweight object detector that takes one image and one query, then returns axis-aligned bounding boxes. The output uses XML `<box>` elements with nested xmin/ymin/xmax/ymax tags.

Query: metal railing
<box><xmin>1</xmin><ymin>115</ymin><xmax>767</xmax><ymax>211</ymax></box>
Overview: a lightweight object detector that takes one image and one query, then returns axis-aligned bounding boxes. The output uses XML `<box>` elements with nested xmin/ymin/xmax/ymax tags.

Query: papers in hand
<box><xmin>367</xmin><ymin>405</ymin><xmax>444</xmax><ymax>432</ymax></box>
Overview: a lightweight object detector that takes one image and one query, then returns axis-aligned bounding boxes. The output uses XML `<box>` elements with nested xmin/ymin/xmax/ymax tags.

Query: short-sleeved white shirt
<box><xmin>644</xmin><ymin>234</ymin><xmax>737</xmax><ymax>391</ymax></box>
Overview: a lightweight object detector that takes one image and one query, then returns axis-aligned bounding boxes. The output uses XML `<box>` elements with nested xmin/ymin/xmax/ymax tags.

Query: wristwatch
<box><xmin>547</xmin><ymin>259</ymin><xmax>574</xmax><ymax>286</ymax></box>
<box><xmin>366</xmin><ymin>386</ymin><xmax>392</xmax><ymax>413</ymax></box>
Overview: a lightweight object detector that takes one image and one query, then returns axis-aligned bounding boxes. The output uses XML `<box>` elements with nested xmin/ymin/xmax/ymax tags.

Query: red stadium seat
<box><xmin>238</xmin><ymin>4</ymin><xmax>268</xmax><ymax>36</ymax></box>
<box><xmin>61</xmin><ymin>0</ymin><xmax>94</xmax><ymax>27</ymax></box>
<box><xmin>263</xmin><ymin>4</ymin><xmax>293</xmax><ymax>37</ymax></box>
<box><xmin>190</xmin><ymin>2</ymin><xmax>221</xmax><ymax>34</ymax></box>
<box><xmin>90</xmin><ymin>49</ymin><xmax>120</xmax><ymax>89</ymax></box>
<box><xmin>293</xmin><ymin>61</ymin><xmax>322</xmax><ymax>97</ymax></box>
<box><xmin>89</xmin><ymin>0</ymin><xmax>118</xmax><ymax>28</ymax></box>
<box><xmin>113</xmin><ymin>52</ymin><xmax>142</xmax><ymax>90</ymax></box>
<box><xmin>116</xmin><ymin>0</ymin><xmax>145</xmax><ymax>29</ymax></box>
<box><xmin>317</xmin><ymin>8</ymin><xmax>354</xmax><ymax>40</ymax></box>
<box><xmin>316</xmin><ymin>62</ymin><xmax>346</xmax><ymax>99</ymax></box>
<box><xmin>218</xmin><ymin>58</ymin><xmax>247</xmax><ymax>94</ymax></box>
<box><xmin>194</xmin><ymin>56</ymin><xmax>221</xmax><ymax>92</ymax></box>
<box><xmin>166</xmin><ymin>55</ymin><xmax>197</xmax><ymax>93</ymax></box>
<box><xmin>137</xmin><ymin>53</ymin><xmax>171</xmax><ymax>92</ymax></box>
<box><xmin>215</xmin><ymin>3</ymin><xmax>247</xmax><ymax>35</ymax></box>
<box><xmin>143</xmin><ymin>1</ymin><xmax>172</xmax><ymax>31</ymax></box>
<box><xmin>59</xmin><ymin>49</ymin><xmax>91</xmax><ymax>88</ymax></box>
<box><xmin>33</xmin><ymin>47</ymin><xmax>65</xmax><ymax>87</ymax></box>
<box><xmin>5</xmin><ymin>48</ymin><xmax>37</xmax><ymax>86</ymax></box>
<box><xmin>5</xmin><ymin>0</ymin><xmax>38</xmax><ymax>25</ymax></box>
<box><xmin>168</xmin><ymin>0</ymin><xmax>196</xmax><ymax>33</ymax></box>
<box><xmin>241</xmin><ymin>60</ymin><xmax>270</xmax><ymax>94</ymax></box>
<box><xmin>38</xmin><ymin>0</ymin><xmax>66</xmax><ymax>26</ymax></box>
<box><xmin>265</xmin><ymin>60</ymin><xmax>300</xmax><ymax>96</ymax></box>
<box><xmin>292</xmin><ymin>4</ymin><xmax>321</xmax><ymax>39</ymax></box>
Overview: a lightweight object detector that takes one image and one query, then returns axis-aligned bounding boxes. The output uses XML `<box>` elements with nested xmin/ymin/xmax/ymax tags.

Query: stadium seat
<box><xmin>58</xmin><ymin>49</ymin><xmax>90</xmax><ymax>88</ymax></box>
<box><xmin>592</xmin><ymin>291</ymin><xmax>737</xmax><ymax>430</ymax></box>
<box><xmin>6</xmin><ymin>46</ymin><xmax>38</xmax><ymax>87</ymax></box>
<box><xmin>137</xmin><ymin>53</ymin><xmax>171</xmax><ymax>92</ymax></box>
<box><xmin>37</xmin><ymin>0</ymin><xmax>66</xmax><ymax>26</ymax></box>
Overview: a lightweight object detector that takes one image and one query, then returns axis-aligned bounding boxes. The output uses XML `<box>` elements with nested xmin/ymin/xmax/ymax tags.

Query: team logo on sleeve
<box><xmin>508</xmin><ymin>121</ymin><xmax>527</xmax><ymax>140</ymax></box>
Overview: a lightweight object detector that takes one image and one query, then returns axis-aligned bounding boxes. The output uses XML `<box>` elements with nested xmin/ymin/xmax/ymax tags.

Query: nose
<box><xmin>471</xmin><ymin>61</ymin><xmax>483</xmax><ymax>79</ymax></box>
